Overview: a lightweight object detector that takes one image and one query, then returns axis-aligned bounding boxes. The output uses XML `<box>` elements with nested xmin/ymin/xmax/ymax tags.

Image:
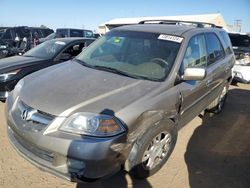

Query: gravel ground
<box><xmin>0</xmin><ymin>83</ymin><xmax>250</xmax><ymax>188</ymax></box>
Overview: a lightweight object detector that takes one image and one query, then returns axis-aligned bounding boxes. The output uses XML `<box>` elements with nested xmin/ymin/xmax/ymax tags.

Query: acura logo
<box><xmin>21</xmin><ymin>108</ymin><xmax>37</xmax><ymax>121</ymax></box>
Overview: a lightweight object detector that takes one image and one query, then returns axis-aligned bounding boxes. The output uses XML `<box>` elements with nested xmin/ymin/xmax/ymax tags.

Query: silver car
<box><xmin>6</xmin><ymin>21</ymin><xmax>235</xmax><ymax>182</ymax></box>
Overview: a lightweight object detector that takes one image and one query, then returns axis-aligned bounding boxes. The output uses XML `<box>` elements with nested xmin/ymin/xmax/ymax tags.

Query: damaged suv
<box><xmin>6</xmin><ymin>21</ymin><xmax>234</xmax><ymax>182</ymax></box>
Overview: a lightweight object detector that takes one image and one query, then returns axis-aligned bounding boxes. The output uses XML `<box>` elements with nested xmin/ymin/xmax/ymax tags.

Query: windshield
<box><xmin>76</xmin><ymin>30</ymin><xmax>181</xmax><ymax>81</ymax></box>
<box><xmin>23</xmin><ymin>39</ymin><xmax>67</xmax><ymax>59</ymax></box>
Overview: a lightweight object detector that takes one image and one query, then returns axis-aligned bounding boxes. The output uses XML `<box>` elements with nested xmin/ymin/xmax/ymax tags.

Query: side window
<box><xmin>206</xmin><ymin>33</ymin><xmax>225</xmax><ymax>65</ymax></box>
<box><xmin>60</xmin><ymin>42</ymin><xmax>89</xmax><ymax>59</ymax></box>
<box><xmin>183</xmin><ymin>34</ymin><xmax>207</xmax><ymax>69</ymax></box>
<box><xmin>56</xmin><ymin>30</ymin><xmax>68</xmax><ymax>38</ymax></box>
<box><xmin>70</xmin><ymin>30</ymin><xmax>84</xmax><ymax>37</ymax></box>
<box><xmin>219</xmin><ymin>31</ymin><xmax>233</xmax><ymax>55</ymax></box>
<box><xmin>3</xmin><ymin>29</ymin><xmax>12</xmax><ymax>39</ymax></box>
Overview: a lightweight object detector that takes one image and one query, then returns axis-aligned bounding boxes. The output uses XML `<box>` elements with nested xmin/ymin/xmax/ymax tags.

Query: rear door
<box><xmin>204</xmin><ymin>32</ymin><xmax>229</xmax><ymax>103</ymax></box>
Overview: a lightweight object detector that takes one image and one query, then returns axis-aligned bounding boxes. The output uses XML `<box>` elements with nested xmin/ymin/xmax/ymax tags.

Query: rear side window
<box><xmin>84</xmin><ymin>30</ymin><xmax>94</xmax><ymax>38</ymax></box>
<box><xmin>56</xmin><ymin>29</ymin><xmax>68</xmax><ymax>38</ymax></box>
<box><xmin>70</xmin><ymin>29</ymin><xmax>84</xmax><ymax>37</ymax></box>
<box><xmin>183</xmin><ymin>34</ymin><xmax>207</xmax><ymax>69</ymax></box>
<box><xmin>206</xmin><ymin>33</ymin><xmax>225</xmax><ymax>65</ymax></box>
<box><xmin>219</xmin><ymin>31</ymin><xmax>233</xmax><ymax>54</ymax></box>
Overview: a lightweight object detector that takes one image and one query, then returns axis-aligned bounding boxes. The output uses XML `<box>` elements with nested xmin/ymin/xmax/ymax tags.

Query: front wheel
<box><xmin>126</xmin><ymin>122</ymin><xmax>177</xmax><ymax>179</ymax></box>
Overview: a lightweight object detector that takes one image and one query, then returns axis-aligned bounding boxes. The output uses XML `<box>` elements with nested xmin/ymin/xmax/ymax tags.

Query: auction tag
<box><xmin>158</xmin><ymin>34</ymin><xmax>183</xmax><ymax>43</ymax></box>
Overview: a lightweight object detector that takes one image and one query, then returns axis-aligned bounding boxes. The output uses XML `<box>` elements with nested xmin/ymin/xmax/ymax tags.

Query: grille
<box><xmin>12</xmin><ymin>100</ymin><xmax>55</xmax><ymax>132</ymax></box>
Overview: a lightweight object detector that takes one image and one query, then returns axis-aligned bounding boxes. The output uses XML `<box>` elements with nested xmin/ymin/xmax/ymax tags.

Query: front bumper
<box><xmin>0</xmin><ymin>91</ymin><xmax>9</xmax><ymax>101</ymax></box>
<box><xmin>6</xmin><ymin>98</ymin><xmax>130</xmax><ymax>182</ymax></box>
<box><xmin>233</xmin><ymin>65</ymin><xmax>250</xmax><ymax>84</ymax></box>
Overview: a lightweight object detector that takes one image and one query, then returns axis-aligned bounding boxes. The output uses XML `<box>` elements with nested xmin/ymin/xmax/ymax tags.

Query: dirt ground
<box><xmin>0</xmin><ymin>83</ymin><xmax>250</xmax><ymax>188</ymax></box>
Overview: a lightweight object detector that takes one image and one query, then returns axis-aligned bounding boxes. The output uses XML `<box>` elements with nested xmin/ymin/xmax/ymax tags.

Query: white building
<box><xmin>98</xmin><ymin>13</ymin><xmax>228</xmax><ymax>34</ymax></box>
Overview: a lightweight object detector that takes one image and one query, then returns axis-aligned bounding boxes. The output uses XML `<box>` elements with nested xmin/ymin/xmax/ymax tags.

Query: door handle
<box><xmin>225</xmin><ymin>67</ymin><xmax>230</xmax><ymax>73</ymax></box>
<box><xmin>206</xmin><ymin>79</ymin><xmax>213</xmax><ymax>86</ymax></box>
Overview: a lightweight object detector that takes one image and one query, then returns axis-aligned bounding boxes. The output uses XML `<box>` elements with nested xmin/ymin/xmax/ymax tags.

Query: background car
<box><xmin>229</xmin><ymin>33</ymin><xmax>250</xmax><ymax>83</ymax></box>
<box><xmin>39</xmin><ymin>28</ymin><xmax>94</xmax><ymax>44</ymax></box>
<box><xmin>0</xmin><ymin>26</ymin><xmax>54</xmax><ymax>58</ymax></box>
<box><xmin>0</xmin><ymin>37</ymin><xmax>95</xmax><ymax>101</ymax></box>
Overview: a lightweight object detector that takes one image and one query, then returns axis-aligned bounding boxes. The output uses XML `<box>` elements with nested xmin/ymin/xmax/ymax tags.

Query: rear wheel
<box><xmin>206</xmin><ymin>84</ymin><xmax>228</xmax><ymax>114</ymax></box>
<box><xmin>126</xmin><ymin>122</ymin><xmax>177</xmax><ymax>179</ymax></box>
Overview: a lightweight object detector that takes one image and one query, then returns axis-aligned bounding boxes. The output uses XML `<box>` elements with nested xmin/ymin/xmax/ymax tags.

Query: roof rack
<box><xmin>138</xmin><ymin>20</ymin><xmax>220</xmax><ymax>28</ymax></box>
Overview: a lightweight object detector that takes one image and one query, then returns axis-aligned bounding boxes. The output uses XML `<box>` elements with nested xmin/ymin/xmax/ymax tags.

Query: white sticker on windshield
<box><xmin>158</xmin><ymin>34</ymin><xmax>183</xmax><ymax>43</ymax></box>
<box><xmin>55</xmin><ymin>41</ymin><xmax>66</xmax><ymax>45</ymax></box>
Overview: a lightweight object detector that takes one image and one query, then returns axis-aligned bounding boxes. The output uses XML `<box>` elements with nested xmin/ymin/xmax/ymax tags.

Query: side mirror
<box><xmin>183</xmin><ymin>68</ymin><xmax>206</xmax><ymax>81</ymax></box>
<box><xmin>58</xmin><ymin>53</ymin><xmax>72</xmax><ymax>61</ymax></box>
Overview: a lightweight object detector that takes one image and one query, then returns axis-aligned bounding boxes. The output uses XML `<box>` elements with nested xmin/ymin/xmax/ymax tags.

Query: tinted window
<box><xmin>220</xmin><ymin>31</ymin><xmax>233</xmax><ymax>54</ymax></box>
<box><xmin>183</xmin><ymin>34</ymin><xmax>207</xmax><ymax>69</ymax></box>
<box><xmin>229</xmin><ymin>33</ymin><xmax>250</xmax><ymax>47</ymax></box>
<box><xmin>0</xmin><ymin>29</ymin><xmax>6</xmax><ymax>38</ymax></box>
<box><xmin>3</xmin><ymin>29</ymin><xmax>12</xmax><ymax>39</ymax></box>
<box><xmin>206</xmin><ymin>33</ymin><xmax>224</xmax><ymax>65</ymax></box>
<box><xmin>70</xmin><ymin>29</ymin><xmax>84</xmax><ymax>37</ymax></box>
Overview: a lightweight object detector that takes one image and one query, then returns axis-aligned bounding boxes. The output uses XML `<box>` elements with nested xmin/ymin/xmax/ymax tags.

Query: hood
<box><xmin>19</xmin><ymin>61</ymin><xmax>158</xmax><ymax>117</ymax></box>
<box><xmin>0</xmin><ymin>55</ymin><xmax>44</xmax><ymax>71</ymax></box>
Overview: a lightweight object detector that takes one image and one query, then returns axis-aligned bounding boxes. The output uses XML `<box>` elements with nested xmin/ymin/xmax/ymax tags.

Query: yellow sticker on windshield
<box><xmin>114</xmin><ymin>37</ymin><xmax>121</xmax><ymax>43</ymax></box>
<box><xmin>158</xmin><ymin>34</ymin><xmax>183</xmax><ymax>43</ymax></box>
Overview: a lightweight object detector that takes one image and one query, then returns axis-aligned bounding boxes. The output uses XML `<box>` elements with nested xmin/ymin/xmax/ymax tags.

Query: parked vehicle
<box><xmin>229</xmin><ymin>33</ymin><xmax>250</xmax><ymax>83</ymax></box>
<box><xmin>93</xmin><ymin>33</ymin><xmax>103</xmax><ymax>39</ymax></box>
<box><xmin>56</xmin><ymin>28</ymin><xmax>93</xmax><ymax>38</ymax></box>
<box><xmin>0</xmin><ymin>26</ymin><xmax>54</xmax><ymax>58</ymax></box>
<box><xmin>6</xmin><ymin>20</ymin><xmax>234</xmax><ymax>182</ymax></box>
<box><xmin>0</xmin><ymin>37</ymin><xmax>95</xmax><ymax>101</ymax></box>
<box><xmin>39</xmin><ymin>28</ymin><xmax>94</xmax><ymax>44</ymax></box>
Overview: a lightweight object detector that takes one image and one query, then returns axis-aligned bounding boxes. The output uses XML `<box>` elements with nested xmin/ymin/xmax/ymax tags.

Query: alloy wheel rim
<box><xmin>142</xmin><ymin>131</ymin><xmax>172</xmax><ymax>170</ymax></box>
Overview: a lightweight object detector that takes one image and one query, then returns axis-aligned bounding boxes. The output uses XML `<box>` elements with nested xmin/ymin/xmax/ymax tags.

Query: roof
<box><xmin>101</xmin><ymin>13</ymin><xmax>227</xmax><ymax>28</ymax></box>
<box><xmin>114</xmin><ymin>24</ymin><xmax>196</xmax><ymax>36</ymax></box>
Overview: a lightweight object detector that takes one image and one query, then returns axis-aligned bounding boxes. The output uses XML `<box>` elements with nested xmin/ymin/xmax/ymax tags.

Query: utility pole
<box><xmin>234</xmin><ymin>20</ymin><xmax>242</xmax><ymax>32</ymax></box>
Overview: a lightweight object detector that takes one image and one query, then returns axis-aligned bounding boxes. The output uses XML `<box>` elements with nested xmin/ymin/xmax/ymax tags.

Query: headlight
<box><xmin>0</xmin><ymin>69</ymin><xmax>20</xmax><ymax>82</ymax></box>
<box><xmin>0</xmin><ymin>45</ymin><xmax>7</xmax><ymax>49</ymax></box>
<box><xmin>60</xmin><ymin>112</ymin><xmax>126</xmax><ymax>137</ymax></box>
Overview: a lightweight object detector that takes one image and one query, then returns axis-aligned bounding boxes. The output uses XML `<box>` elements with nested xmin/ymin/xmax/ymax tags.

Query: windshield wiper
<box><xmin>74</xmin><ymin>58</ymin><xmax>161</xmax><ymax>81</ymax></box>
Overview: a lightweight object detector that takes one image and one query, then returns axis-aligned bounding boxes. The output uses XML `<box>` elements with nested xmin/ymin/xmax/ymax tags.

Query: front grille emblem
<box><xmin>21</xmin><ymin>109</ymin><xmax>37</xmax><ymax>121</ymax></box>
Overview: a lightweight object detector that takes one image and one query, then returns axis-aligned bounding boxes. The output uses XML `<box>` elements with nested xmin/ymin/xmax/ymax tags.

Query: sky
<box><xmin>0</xmin><ymin>0</ymin><xmax>250</xmax><ymax>32</ymax></box>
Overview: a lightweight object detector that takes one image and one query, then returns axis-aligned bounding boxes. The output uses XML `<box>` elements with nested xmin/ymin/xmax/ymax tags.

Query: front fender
<box><xmin>126</xmin><ymin>111</ymin><xmax>177</xmax><ymax>144</ymax></box>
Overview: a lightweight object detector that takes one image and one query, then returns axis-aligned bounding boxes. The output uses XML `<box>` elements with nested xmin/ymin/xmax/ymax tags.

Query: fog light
<box><xmin>67</xmin><ymin>158</ymin><xmax>85</xmax><ymax>170</ymax></box>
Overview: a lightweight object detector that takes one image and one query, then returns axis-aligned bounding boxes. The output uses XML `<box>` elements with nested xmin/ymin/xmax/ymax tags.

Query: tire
<box><xmin>126</xmin><ymin>121</ymin><xmax>177</xmax><ymax>179</ymax></box>
<box><xmin>206</xmin><ymin>83</ymin><xmax>228</xmax><ymax>114</ymax></box>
